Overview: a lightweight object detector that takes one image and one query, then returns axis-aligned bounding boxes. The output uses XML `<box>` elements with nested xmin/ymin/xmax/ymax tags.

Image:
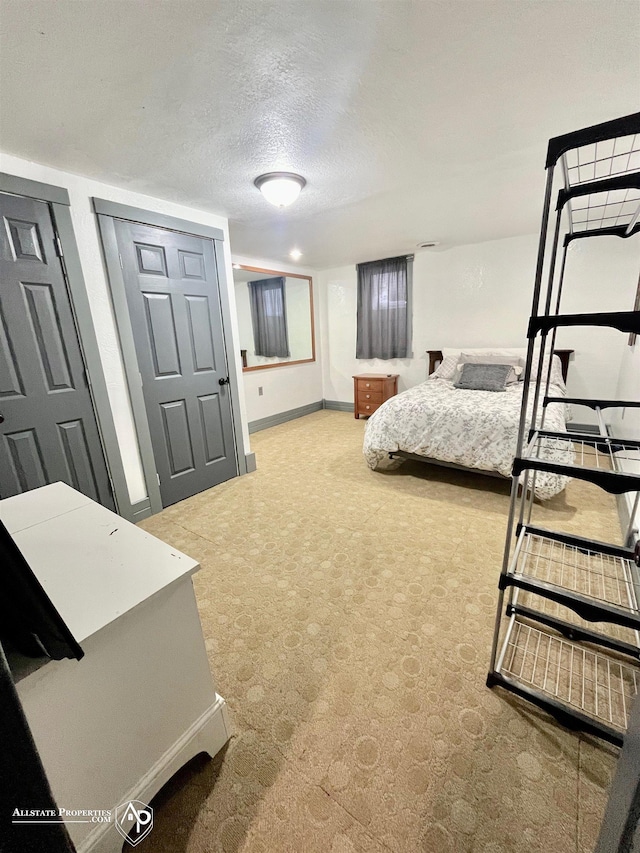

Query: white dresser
<box><xmin>1</xmin><ymin>483</ymin><xmax>229</xmax><ymax>853</ymax></box>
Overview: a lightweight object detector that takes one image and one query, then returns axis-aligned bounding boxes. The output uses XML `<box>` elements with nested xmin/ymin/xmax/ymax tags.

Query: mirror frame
<box><xmin>234</xmin><ymin>264</ymin><xmax>316</xmax><ymax>372</ymax></box>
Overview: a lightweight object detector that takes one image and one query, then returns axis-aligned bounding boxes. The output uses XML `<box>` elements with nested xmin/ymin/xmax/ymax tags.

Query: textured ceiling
<box><xmin>0</xmin><ymin>1</ymin><xmax>638</xmax><ymax>269</ymax></box>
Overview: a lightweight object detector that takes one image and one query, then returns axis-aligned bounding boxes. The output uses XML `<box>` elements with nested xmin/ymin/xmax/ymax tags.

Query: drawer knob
<box><xmin>365</xmin><ymin>383</ymin><xmax>370</xmax><ymax>388</ymax></box>
<box><xmin>365</xmin><ymin>393</ymin><xmax>371</xmax><ymax>399</ymax></box>
<box><xmin>365</xmin><ymin>405</ymin><xmax>370</xmax><ymax>410</ymax></box>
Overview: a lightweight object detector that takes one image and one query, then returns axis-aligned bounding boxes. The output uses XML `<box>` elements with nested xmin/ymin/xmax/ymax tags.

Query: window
<box><xmin>248</xmin><ymin>277</ymin><xmax>291</xmax><ymax>358</ymax></box>
<box><xmin>356</xmin><ymin>255</ymin><xmax>412</xmax><ymax>359</ymax></box>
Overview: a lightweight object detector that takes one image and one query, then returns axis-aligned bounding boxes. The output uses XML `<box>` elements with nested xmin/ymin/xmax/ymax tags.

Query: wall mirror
<box><xmin>233</xmin><ymin>265</ymin><xmax>315</xmax><ymax>371</ymax></box>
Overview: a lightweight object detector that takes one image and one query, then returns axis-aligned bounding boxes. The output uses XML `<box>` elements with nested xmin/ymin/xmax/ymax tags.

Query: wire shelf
<box><xmin>564</xmin><ymin>134</ymin><xmax>640</xmax><ymax>186</ymax></box>
<box><xmin>568</xmin><ymin>187</ymin><xmax>640</xmax><ymax>235</ymax></box>
<box><xmin>512</xmin><ymin>531</ymin><xmax>640</xmax><ymax>616</ymax></box>
<box><xmin>514</xmin><ymin>435</ymin><xmax>640</xmax><ymax>493</ymax></box>
<box><xmin>516</xmin><ymin>592</ymin><xmax>639</xmax><ymax>650</ymax></box>
<box><xmin>527</xmin><ymin>434</ymin><xmax>639</xmax><ymax>473</ymax></box>
<box><xmin>525</xmin><ymin>432</ymin><xmax>576</xmax><ymax>467</ymax></box>
<box><xmin>499</xmin><ymin>619</ymin><xmax>640</xmax><ymax>733</ymax></box>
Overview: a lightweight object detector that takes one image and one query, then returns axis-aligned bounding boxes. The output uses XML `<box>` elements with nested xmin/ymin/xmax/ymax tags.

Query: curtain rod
<box><xmin>357</xmin><ymin>254</ymin><xmax>414</xmax><ymax>266</ymax></box>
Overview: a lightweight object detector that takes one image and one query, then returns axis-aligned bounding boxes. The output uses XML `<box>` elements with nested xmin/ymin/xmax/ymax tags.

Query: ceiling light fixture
<box><xmin>417</xmin><ymin>241</ymin><xmax>440</xmax><ymax>248</ymax></box>
<box><xmin>289</xmin><ymin>249</ymin><xmax>302</xmax><ymax>260</ymax></box>
<box><xmin>254</xmin><ymin>172</ymin><xmax>306</xmax><ymax>208</ymax></box>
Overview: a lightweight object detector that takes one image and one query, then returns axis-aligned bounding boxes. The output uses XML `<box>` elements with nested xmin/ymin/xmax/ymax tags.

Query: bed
<box><xmin>362</xmin><ymin>348</ymin><xmax>574</xmax><ymax>500</ymax></box>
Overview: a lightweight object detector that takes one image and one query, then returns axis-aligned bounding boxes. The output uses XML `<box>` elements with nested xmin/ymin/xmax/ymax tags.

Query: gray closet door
<box><xmin>0</xmin><ymin>193</ymin><xmax>114</xmax><ymax>508</ymax></box>
<box><xmin>113</xmin><ymin>220</ymin><xmax>237</xmax><ymax>506</ymax></box>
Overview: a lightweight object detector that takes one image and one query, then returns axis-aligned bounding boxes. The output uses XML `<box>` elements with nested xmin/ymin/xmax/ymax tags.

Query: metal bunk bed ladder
<box><xmin>487</xmin><ymin>112</ymin><xmax>640</xmax><ymax>747</ymax></box>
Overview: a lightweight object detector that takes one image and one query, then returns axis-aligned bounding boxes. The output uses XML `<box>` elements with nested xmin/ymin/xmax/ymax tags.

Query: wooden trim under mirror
<box><xmin>233</xmin><ymin>264</ymin><xmax>316</xmax><ymax>372</ymax></box>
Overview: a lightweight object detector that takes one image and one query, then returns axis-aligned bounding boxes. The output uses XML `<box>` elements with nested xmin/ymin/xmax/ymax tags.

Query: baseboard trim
<box><xmin>248</xmin><ymin>399</ymin><xmax>357</xmax><ymax>432</ymax></box>
<box><xmin>131</xmin><ymin>498</ymin><xmax>152</xmax><ymax>522</ymax></box>
<box><xmin>80</xmin><ymin>695</ymin><xmax>229</xmax><ymax>853</ymax></box>
<box><xmin>248</xmin><ymin>401</ymin><xmax>323</xmax><ymax>433</ymax></box>
<box><xmin>323</xmin><ymin>400</ymin><xmax>354</xmax><ymax>413</ymax></box>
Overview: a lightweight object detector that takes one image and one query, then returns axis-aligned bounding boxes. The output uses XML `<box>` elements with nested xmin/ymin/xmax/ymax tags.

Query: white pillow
<box><xmin>529</xmin><ymin>353</ymin><xmax>566</xmax><ymax>390</ymax></box>
<box><xmin>459</xmin><ymin>351</ymin><xmax>525</xmax><ymax>368</ymax></box>
<box><xmin>429</xmin><ymin>354</ymin><xmax>459</xmax><ymax>381</ymax></box>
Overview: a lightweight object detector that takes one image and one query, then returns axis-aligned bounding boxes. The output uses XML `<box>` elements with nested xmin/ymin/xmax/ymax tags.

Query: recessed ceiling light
<box><xmin>417</xmin><ymin>241</ymin><xmax>440</xmax><ymax>248</ymax></box>
<box><xmin>254</xmin><ymin>172</ymin><xmax>306</xmax><ymax>208</ymax></box>
<box><xmin>289</xmin><ymin>249</ymin><xmax>302</xmax><ymax>260</ymax></box>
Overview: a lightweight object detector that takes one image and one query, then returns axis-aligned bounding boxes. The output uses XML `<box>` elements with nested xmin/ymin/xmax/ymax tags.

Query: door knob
<box><xmin>0</xmin><ymin>414</ymin><xmax>4</xmax><ymax>424</ymax></box>
<box><xmin>218</xmin><ymin>377</ymin><xmax>230</xmax><ymax>386</ymax></box>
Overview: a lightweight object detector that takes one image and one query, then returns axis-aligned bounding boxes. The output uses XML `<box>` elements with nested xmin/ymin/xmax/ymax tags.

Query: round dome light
<box><xmin>254</xmin><ymin>172</ymin><xmax>306</xmax><ymax>208</ymax></box>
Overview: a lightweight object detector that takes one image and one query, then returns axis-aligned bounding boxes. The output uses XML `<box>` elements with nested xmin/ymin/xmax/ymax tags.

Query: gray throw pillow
<box><xmin>454</xmin><ymin>363</ymin><xmax>511</xmax><ymax>392</ymax></box>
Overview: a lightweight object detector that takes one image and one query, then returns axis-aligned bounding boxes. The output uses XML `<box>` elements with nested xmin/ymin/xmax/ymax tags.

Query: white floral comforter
<box><xmin>363</xmin><ymin>380</ymin><xmax>572</xmax><ymax>500</ymax></box>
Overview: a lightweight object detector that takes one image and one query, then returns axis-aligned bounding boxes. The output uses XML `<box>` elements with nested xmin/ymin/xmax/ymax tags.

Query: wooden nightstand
<box><xmin>353</xmin><ymin>374</ymin><xmax>399</xmax><ymax>419</ymax></box>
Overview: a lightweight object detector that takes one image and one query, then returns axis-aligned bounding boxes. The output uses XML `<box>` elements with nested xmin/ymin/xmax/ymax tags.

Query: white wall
<box><xmin>231</xmin><ymin>255</ymin><xmax>322</xmax><ymax>424</ymax></box>
<box><xmin>557</xmin><ymin>236</ymin><xmax>640</xmax><ymax>420</ymax></box>
<box><xmin>318</xmin><ymin>233</ymin><xmax>639</xmax><ymax>426</ymax></box>
<box><xmin>0</xmin><ymin>152</ymin><xmax>249</xmax><ymax>503</ymax></box>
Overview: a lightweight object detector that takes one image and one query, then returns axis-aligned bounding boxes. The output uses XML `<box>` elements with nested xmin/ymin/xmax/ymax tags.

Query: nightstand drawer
<box><xmin>357</xmin><ymin>389</ymin><xmax>383</xmax><ymax>404</ymax></box>
<box><xmin>357</xmin><ymin>379</ymin><xmax>383</xmax><ymax>392</ymax></box>
<box><xmin>358</xmin><ymin>401</ymin><xmax>381</xmax><ymax>416</ymax></box>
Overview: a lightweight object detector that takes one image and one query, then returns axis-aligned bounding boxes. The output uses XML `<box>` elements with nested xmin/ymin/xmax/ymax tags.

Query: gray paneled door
<box><xmin>113</xmin><ymin>220</ymin><xmax>237</xmax><ymax>506</ymax></box>
<box><xmin>0</xmin><ymin>192</ymin><xmax>114</xmax><ymax>507</ymax></box>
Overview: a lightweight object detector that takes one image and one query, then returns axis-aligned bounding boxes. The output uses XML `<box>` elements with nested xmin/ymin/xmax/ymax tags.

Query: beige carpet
<box><xmin>135</xmin><ymin>410</ymin><xmax>622</xmax><ymax>853</ymax></box>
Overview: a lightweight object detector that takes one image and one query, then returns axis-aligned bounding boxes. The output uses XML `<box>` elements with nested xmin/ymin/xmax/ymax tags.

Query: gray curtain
<box><xmin>356</xmin><ymin>256</ymin><xmax>410</xmax><ymax>359</ymax></box>
<box><xmin>249</xmin><ymin>277</ymin><xmax>291</xmax><ymax>358</ymax></box>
